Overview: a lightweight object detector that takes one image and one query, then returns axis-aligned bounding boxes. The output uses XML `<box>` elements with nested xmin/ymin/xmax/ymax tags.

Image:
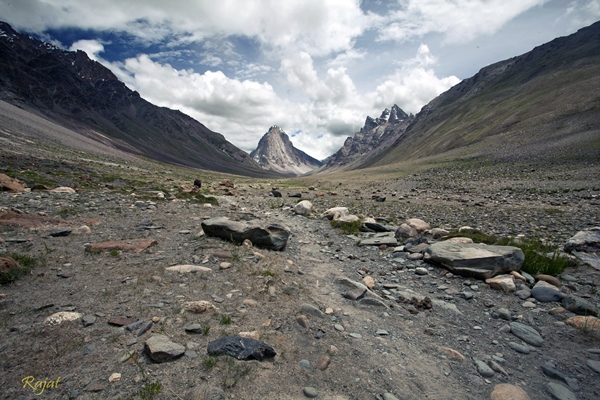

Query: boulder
<box><xmin>201</xmin><ymin>217</ymin><xmax>290</xmax><ymax>251</ymax></box>
<box><xmin>207</xmin><ymin>336</ymin><xmax>276</xmax><ymax>361</ymax></box>
<box><xmin>395</xmin><ymin>223</ymin><xmax>418</xmax><ymax>240</ymax></box>
<box><xmin>406</xmin><ymin>218</ymin><xmax>430</xmax><ymax>232</ymax></box>
<box><xmin>425</xmin><ymin>241</ymin><xmax>524</xmax><ymax>279</ymax></box>
<box><xmin>294</xmin><ymin>200</ymin><xmax>313</xmax><ymax>216</ymax></box>
<box><xmin>564</xmin><ymin>227</ymin><xmax>600</xmax><ymax>252</ymax></box>
<box><xmin>561</xmin><ymin>295</ymin><xmax>598</xmax><ymax>316</ymax></box>
<box><xmin>321</xmin><ymin>207</ymin><xmax>349</xmax><ymax>221</ymax></box>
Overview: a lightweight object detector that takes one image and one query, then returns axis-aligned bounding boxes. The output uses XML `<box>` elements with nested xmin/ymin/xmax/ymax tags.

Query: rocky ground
<box><xmin>0</xmin><ymin>153</ymin><xmax>599</xmax><ymax>400</ymax></box>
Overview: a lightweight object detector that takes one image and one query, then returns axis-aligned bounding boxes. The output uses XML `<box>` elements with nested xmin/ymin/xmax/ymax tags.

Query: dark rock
<box><xmin>108</xmin><ymin>317</ymin><xmax>136</xmax><ymax>327</ymax></box>
<box><xmin>343</xmin><ymin>288</ymin><xmax>367</xmax><ymax>300</ymax></box>
<box><xmin>425</xmin><ymin>241</ymin><xmax>524</xmax><ymax>279</ymax></box>
<box><xmin>562</xmin><ymin>295</ymin><xmax>598</xmax><ymax>316</ymax></box>
<box><xmin>125</xmin><ymin>320</ymin><xmax>144</xmax><ymax>331</ymax></box>
<box><xmin>201</xmin><ymin>217</ymin><xmax>290</xmax><ymax>251</ymax></box>
<box><xmin>137</xmin><ymin>321</ymin><xmax>153</xmax><ymax>336</ymax></box>
<box><xmin>207</xmin><ymin>336</ymin><xmax>276</xmax><ymax>361</ymax></box>
<box><xmin>193</xmin><ymin>179</ymin><xmax>202</xmax><ymax>188</ymax></box>
<box><xmin>363</xmin><ymin>222</ymin><xmax>393</xmax><ymax>232</ymax></box>
<box><xmin>546</xmin><ymin>382</ymin><xmax>577</xmax><ymax>400</ymax></box>
<box><xmin>270</xmin><ymin>190</ymin><xmax>282</xmax><ymax>198</ymax></box>
<box><xmin>287</xmin><ymin>193</ymin><xmax>302</xmax><ymax>198</ymax></box>
<box><xmin>531</xmin><ymin>280</ymin><xmax>564</xmax><ymax>302</ymax></box>
<box><xmin>49</xmin><ymin>228</ymin><xmax>73</xmax><ymax>237</ymax></box>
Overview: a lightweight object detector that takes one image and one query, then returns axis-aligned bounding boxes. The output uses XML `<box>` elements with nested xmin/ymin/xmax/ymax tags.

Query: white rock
<box><xmin>50</xmin><ymin>187</ymin><xmax>76</xmax><ymax>194</ymax></box>
<box><xmin>165</xmin><ymin>265</ymin><xmax>212</xmax><ymax>273</ymax></box>
<box><xmin>294</xmin><ymin>200</ymin><xmax>313</xmax><ymax>216</ymax></box>
<box><xmin>321</xmin><ymin>207</ymin><xmax>349</xmax><ymax>221</ymax></box>
<box><xmin>44</xmin><ymin>311</ymin><xmax>83</xmax><ymax>325</ymax></box>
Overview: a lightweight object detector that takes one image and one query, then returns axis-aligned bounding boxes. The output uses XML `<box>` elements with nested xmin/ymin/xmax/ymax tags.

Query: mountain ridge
<box><xmin>250</xmin><ymin>126</ymin><xmax>322</xmax><ymax>176</ymax></box>
<box><xmin>0</xmin><ymin>21</ymin><xmax>278</xmax><ymax>178</ymax></box>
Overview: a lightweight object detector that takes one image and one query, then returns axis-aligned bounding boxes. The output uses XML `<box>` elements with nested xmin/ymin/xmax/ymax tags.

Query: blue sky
<box><xmin>1</xmin><ymin>0</ymin><xmax>598</xmax><ymax>160</ymax></box>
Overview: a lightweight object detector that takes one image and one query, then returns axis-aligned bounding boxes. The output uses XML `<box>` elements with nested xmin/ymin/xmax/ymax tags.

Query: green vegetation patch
<box><xmin>0</xmin><ymin>253</ymin><xmax>38</xmax><ymax>284</ymax></box>
<box><xmin>330</xmin><ymin>219</ymin><xmax>362</xmax><ymax>234</ymax></box>
<box><xmin>176</xmin><ymin>191</ymin><xmax>219</xmax><ymax>205</ymax></box>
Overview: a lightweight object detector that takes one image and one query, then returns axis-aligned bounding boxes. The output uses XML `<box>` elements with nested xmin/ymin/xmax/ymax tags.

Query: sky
<box><xmin>1</xmin><ymin>1</ymin><xmax>599</xmax><ymax>160</ymax></box>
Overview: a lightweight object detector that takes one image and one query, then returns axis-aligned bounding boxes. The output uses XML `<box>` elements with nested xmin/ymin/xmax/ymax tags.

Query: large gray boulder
<box><xmin>425</xmin><ymin>241</ymin><xmax>524</xmax><ymax>279</ymax></box>
<box><xmin>564</xmin><ymin>227</ymin><xmax>600</xmax><ymax>270</ymax></box>
<box><xmin>201</xmin><ymin>217</ymin><xmax>290</xmax><ymax>251</ymax></box>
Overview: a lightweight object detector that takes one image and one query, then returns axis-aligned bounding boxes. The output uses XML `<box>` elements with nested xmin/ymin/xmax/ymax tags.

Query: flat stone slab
<box><xmin>201</xmin><ymin>217</ymin><xmax>290</xmax><ymax>251</ymax></box>
<box><xmin>425</xmin><ymin>241</ymin><xmax>524</xmax><ymax>280</ymax></box>
<box><xmin>85</xmin><ymin>238</ymin><xmax>157</xmax><ymax>253</ymax></box>
<box><xmin>564</xmin><ymin>227</ymin><xmax>600</xmax><ymax>252</ymax></box>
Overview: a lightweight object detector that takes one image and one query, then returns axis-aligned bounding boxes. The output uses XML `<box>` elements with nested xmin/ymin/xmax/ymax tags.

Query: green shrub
<box><xmin>0</xmin><ymin>253</ymin><xmax>37</xmax><ymax>284</ymax></box>
<box><xmin>330</xmin><ymin>219</ymin><xmax>362</xmax><ymax>234</ymax></box>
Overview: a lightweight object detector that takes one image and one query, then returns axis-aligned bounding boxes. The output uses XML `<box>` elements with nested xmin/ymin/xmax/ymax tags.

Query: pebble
<box><xmin>509</xmin><ymin>322</ymin><xmax>544</xmax><ymax>347</ymax></box>
<box><xmin>495</xmin><ymin>308</ymin><xmax>511</xmax><ymax>320</ymax></box>
<box><xmin>334</xmin><ymin>324</ymin><xmax>345</xmax><ymax>331</ymax></box>
<box><xmin>300</xmin><ymin>304</ymin><xmax>324</xmax><ymax>318</ymax></box>
<box><xmin>82</xmin><ymin>314</ymin><xmax>97</xmax><ymax>327</ymax></box>
<box><xmin>383</xmin><ymin>394</ymin><xmax>400</xmax><ymax>400</ymax></box>
<box><xmin>531</xmin><ymin>280</ymin><xmax>564</xmax><ymax>302</ymax></box>
<box><xmin>296</xmin><ymin>315</ymin><xmax>310</xmax><ymax>328</ymax></box>
<box><xmin>375</xmin><ymin>329</ymin><xmax>389</xmax><ymax>336</ymax></box>
<box><xmin>316</xmin><ymin>355</ymin><xmax>331</xmax><ymax>370</ymax></box>
<box><xmin>415</xmin><ymin>267</ymin><xmax>428</xmax><ymax>275</ymax></box>
<box><xmin>475</xmin><ymin>359</ymin><xmax>494</xmax><ymax>377</ymax></box>
<box><xmin>303</xmin><ymin>387</ymin><xmax>318</xmax><ymax>398</ymax></box>
<box><xmin>108</xmin><ymin>373</ymin><xmax>121</xmax><ymax>382</ymax></box>
<box><xmin>185</xmin><ymin>323</ymin><xmax>203</xmax><ymax>333</ymax></box>
<box><xmin>298</xmin><ymin>359</ymin><xmax>310</xmax><ymax>368</ymax></box>
<box><xmin>349</xmin><ymin>333</ymin><xmax>362</xmax><ymax>338</ymax></box>
<box><xmin>219</xmin><ymin>262</ymin><xmax>232</xmax><ymax>269</ymax></box>
<box><xmin>587</xmin><ymin>359</ymin><xmax>600</xmax><ymax>374</ymax></box>
<box><xmin>490</xmin><ymin>383</ymin><xmax>531</xmax><ymax>400</ymax></box>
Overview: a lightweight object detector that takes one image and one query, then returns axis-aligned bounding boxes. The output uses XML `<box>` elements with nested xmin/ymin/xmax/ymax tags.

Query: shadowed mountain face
<box><xmin>365</xmin><ymin>21</ymin><xmax>600</xmax><ymax>169</ymax></box>
<box><xmin>320</xmin><ymin>104</ymin><xmax>413</xmax><ymax>172</ymax></box>
<box><xmin>250</xmin><ymin>126</ymin><xmax>322</xmax><ymax>176</ymax></box>
<box><xmin>0</xmin><ymin>22</ymin><xmax>277</xmax><ymax>178</ymax></box>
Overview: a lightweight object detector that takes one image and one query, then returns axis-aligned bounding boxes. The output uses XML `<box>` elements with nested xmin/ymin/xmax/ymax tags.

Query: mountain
<box><xmin>320</xmin><ymin>104</ymin><xmax>413</xmax><ymax>171</ymax></box>
<box><xmin>0</xmin><ymin>21</ymin><xmax>275</xmax><ymax>177</ymax></box>
<box><xmin>250</xmin><ymin>126</ymin><xmax>322</xmax><ymax>176</ymax></box>
<box><xmin>364</xmin><ymin>21</ymin><xmax>600</xmax><ymax>170</ymax></box>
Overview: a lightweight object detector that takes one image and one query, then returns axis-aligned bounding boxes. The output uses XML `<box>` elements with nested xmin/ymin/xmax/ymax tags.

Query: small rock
<box><xmin>510</xmin><ymin>322</ymin><xmax>544</xmax><ymax>347</ymax></box>
<box><xmin>145</xmin><ymin>335</ymin><xmax>185</xmax><ymax>363</ymax></box>
<box><xmin>507</xmin><ymin>342</ymin><xmax>530</xmax><ymax>354</ymax></box>
<box><xmin>486</xmin><ymin>274</ymin><xmax>516</xmax><ymax>292</ymax></box>
<box><xmin>535</xmin><ymin>274</ymin><xmax>561</xmax><ymax>287</ymax></box>
<box><xmin>298</xmin><ymin>359</ymin><xmax>310</xmax><ymax>368</ymax></box>
<box><xmin>183</xmin><ymin>301</ymin><xmax>218</xmax><ymax>313</ymax></box>
<box><xmin>362</xmin><ymin>276</ymin><xmax>376</xmax><ymax>289</ymax></box>
<box><xmin>82</xmin><ymin>315</ymin><xmax>97</xmax><ymax>327</ymax></box>
<box><xmin>296</xmin><ymin>315</ymin><xmax>310</xmax><ymax>328</ymax></box>
<box><xmin>303</xmin><ymin>387</ymin><xmax>318</xmax><ymax>398</ymax></box>
<box><xmin>531</xmin><ymin>280</ymin><xmax>564</xmax><ymax>302</ymax></box>
<box><xmin>185</xmin><ymin>324</ymin><xmax>204</xmax><ymax>333</ymax></box>
<box><xmin>316</xmin><ymin>355</ymin><xmax>331</xmax><ymax>370</ymax></box>
<box><xmin>415</xmin><ymin>267</ymin><xmax>428</xmax><ymax>276</ymax></box>
<box><xmin>300</xmin><ymin>304</ymin><xmax>323</xmax><ymax>318</ymax></box>
<box><xmin>45</xmin><ymin>311</ymin><xmax>83</xmax><ymax>326</ymax></box>
<box><xmin>108</xmin><ymin>373</ymin><xmax>121</xmax><ymax>383</ymax></box>
<box><xmin>587</xmin><ymin>359</ymin><xmax>600</xmax><ymax>374</ymax></box>
<box><xmin>475</xmin><ymin>359</ymin><xmax>494</xmax><ymax>377</ymax></box>
<box><xmin>383</xmin><ymin>394</ymin><xmax>400</xmax><ymax>400</ymax></box>
<box><xmin>490</xmin><ymin>384</ymin><xmax>531</xmax><ymax>400</ymax></box>
<box><xmin>184</xmin><ymin>385</ymin><xmax>226</xmax><ymax>400</ymax></box>
<box><xmin>349</xmin><ymin>333</ymin><xmax>362</xmax><ymax>338</ymax></box>
<box><xmin>207</xmin><ymin>336</ymin><xmax>276</xmax><ymax>361</ymax></box>
<box><xmin>219</xmin><ymin>262</ymin><xmax>232</xmax><ymax>270</ymax></box>
<box><xmin>561</xmin><ymin>295</ymin><xmax>598</xmax><ymax>316</ymax></box>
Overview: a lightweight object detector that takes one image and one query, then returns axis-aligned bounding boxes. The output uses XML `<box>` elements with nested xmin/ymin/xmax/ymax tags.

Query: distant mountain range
<box><xmin>319</xmin><ymin>104</ymin><xmax>413</xmax><ymax>172</ymax></box>
<box><xmin>0</xmin><ymin>21</ymin><xmax>276</xmax><ymax>177</ymax></box>
<box><xmin>1</xmin><ymin>20</ymin><xmax>599</xmax><ymax>177</ymax></box>
<box><xmin>250</xmin><ymin>126</ymin><xmax>322</xmax><ymax>176</ymax></box>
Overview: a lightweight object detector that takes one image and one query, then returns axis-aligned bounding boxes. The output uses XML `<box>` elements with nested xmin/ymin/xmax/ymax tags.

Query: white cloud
<box><xmin>566</xmin><ymin>0</ymin><xmax>600</xmax><ymax>27</ymax></box>
<box><xmin>68</xmin><ymin>39</ymin><xmax>106</xmax><ymax>61</ymax></box>
<box><xmin>377</xmin><ymin>0</ymin><xmax>550</xmax><ymax>43</ymax></box>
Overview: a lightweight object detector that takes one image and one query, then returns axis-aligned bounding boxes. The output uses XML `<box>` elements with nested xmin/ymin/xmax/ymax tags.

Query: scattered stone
<box><xmin>395</xmin><ymin>223</ymin><xmax>418</xmax><ymax>240</ymax></box>
<box><xmin>488</xmin><ymin>360</ymin><xmax>508</xmax><ymax>376</ymax></box>
<box><xmin>441</xmin><ymin>347</ymin><xmax>465</xmax><ymax>361</ymax></box>
<box><xmin>406</xmin><ymin>218</ymin><xmax>430</xmax><ymax>232</ymax></box>
<box><xmin>587</xmin><ymin>359</ymin><xmax>600</xmax><ymax>374</ymax></box>
<box><xmin>431</xmin><ymin>228</ymin><xmax>450</xmax><ymax>239</ymax></box>
<box><xmin>415</xmin><ymin>267</ymin><xmax>428</xmax><ymax>275</ymax></box>
<box><xmin>300</xmin><ymin>304</ymin><xmax>324</xmax><ymax>318</ymax></box>
<box><xmin>138</xmin><ymin>321</ymin><xmax>153</xmax><ymax>336</ymax></box>
<box><xmin>296</xmin><ymin>315</ymin><xmax>310</xmax><ymax>328</ymax></box>
<box><xmin>425</xmin><ymin>242</ymin><xmax>524</xmax><ymax>279</ymax></box>
<box><xmin>535</xmin><ymin>274</ymin><xmax>562</xmax><ymax>287</ymax></box>
<box><xmin>321</xmin><ymin>207</ymin><xmax>349</xmax><ymax>220</ymax></box>
<box><xmin>145</xmin><ymin>335</ymin><xmax>185</xmax><ymax>362</ymax></box>
<box><xmin>561</xmin><ymin>295</ymin><xmax>598</xmax><ymax>316</ymax></box>
<box><xmin>316</xmin><ymin>355</ymin><xmax>331</xmax><ymax>370</ymax></box>
<box><xmin>495</xmin><ymin>308</ymin><xmax>512</xmax><ymax>321</ymax></box>
<box><xmin>375</xmin><ymin>329</ymin><xmax>389</xmax><ymax>336</ymax></box>
<box><xmin>546</xmin><ymin>382</ymin><xmax>577</xmax><ymax>400</ymax></box>
<box><xmin>475</xmin><ymin>359</ymin><xmax>494</xmax><ymax>377</ymax></box>
<box><xmin>184</xmin><ymin>385</ymin><xmax>225</xmax><ymax>400</ymax></box>
<box><xmin>219</xmin><ymin>262</ymin><xmax>232</xmax><ymax>270</ymax></box>
<box><xmin>48</xmin><ymin>227</ymin><xmax>72</xmax><ymax>237</ymax></box>
<box><xmin>185</xmin><ymin>324</ymin><xmax>204</xmax><ymax>333</ymax></box>
<box><xmin>303</xmin><ymin>387</ymin><xmax>318</xmax><ymax>398</ymax></box>
<box><xmin>564</xmin><ymin>227</ymin><xmax>600</xmax><ymax>253</ymax></box>
<box><xmin>298</xmin><ymin>359</ymin><xmax>310</xmax><ymax>368</ymax></box>
<box><xmin>515</xmin><ymin>289</ymin><xmax>532</xmax><ymax>300</ymax></box>
<box><xmin>85</xmin><ymin>239</ymin><xmax>157</xmax><ymax>253</ymax></box>
<box><xmin>359</xmin><ymin>237</ymin><xmax>398</xmax><ymax>247</ymax></box>
<box><xmin>490</xmin><ymin>384</ymin><xmax>531</xmax><ymax>400</ymax></box>
<box><xmin>201</xmin><ymin>217</ymin><xmax>290</xmax><ymax>251</ymax></box>
<box><xmin>207</xmin><ymin>336</ymin><xmax>276</xmax><ymax>361</ymax></box>
<box><xmin>165</xmin><ymin>265</ymin><xmax>212</xmax><ymax>273</ymax></box>
<box><xmin>108</xmin><ymin>373</ymin><xmax>121</xmax><ymax>382</ymax></box>
<box><xmin>486</xmin><ymin>274</ymin><xmax>516</xmax><ymax>292</ymax></box>
<box><xmin>334</xmin><ymin>324</ymin><xmax>345</xmax><ymax>331</ymax></box>
<box><xmin>508</xmin><ymin>342</ymin><xmax>530</xmax><ymax>354</ymax></box>
<box><xmin>343</xmin><ymin>288</ymin><xmax>367</xmax><ymax>300</ymax></box>
<box><xmin>566</xmin><ymin>316</ymin><xmax>600</xmax><ymax>333</ymax></box>
<box><xmin>531</xmin><ymin>280</ymin><xmax>564</xmax><ymax>302</ymax></box>
<box><xmin>349</xmin><ymin>333</ymin><xmax>362</xmax><ymax>338</ymax></box>
<box><xmin>239</xmin><ymin>331</ymin><xmax>260</xmax><ymax>340</ymax></box>
<box><xmin>362</xmin><ymin>276</ymin><xmax>375</xmax><ymax>289</ymax></box>
<box><xmin>183</xmin><ymin>301</ymin><xmax>218</xmax><ymax>313</ymax></box>
<box><xmin>82</xmin><ymin>314</ymin><xmax>96</xmax><ymax>327</ymax></box>
<box><xmin>45</xmin><ymin>311</ymin><xmax>83</xmax><ymax>325</ymax></box>
<box><xmin>294</xmin><ymin>200</ymin><xmax>313</xmax><ymax>216</ymax></box>
<box><xmin>509</xmin><ymin>322</ymin><xmax>544</xmax><ymax>347</ymax></box>
<box><xmin>50</xmin><ymin>186</ymin><xmax>76</xmax><ymax>194</ymax></box>
<box><xmin>108</xmin><ymin>317</ymin><xmax>136</xmax><ymax>326</ymax></box>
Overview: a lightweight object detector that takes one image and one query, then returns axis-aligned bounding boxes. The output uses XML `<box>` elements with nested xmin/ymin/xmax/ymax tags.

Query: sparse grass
<box><xmin>220</xmin><ymin>315</ymin><xmax>232</xmax><ymax>325</ymax></box>
<box><xmin>0</xmin><ymin>253</ymin><xmax>38</xmax><ymax>284</ymax></box>
<box><xmin>260</xmin><ymin>270</ymin><xmax>276</xmax><ymax>277</ymax></box>
<box><xmin>203</xmin><ymin>326</ymin><xmax>210</xmax><ymax>335</ymax></box>
<box><xmin>330</xmin><ymin>219</ymin><xmax>362</xmax><ymax>234</ymax></box>
<box><xmin>176</xmin><ymin>191</ymin><xmax>219</xmax><ymax>205</ymax></box>
<box><xmin>119</xmin><ymin>352</ymin><xmax>162</xmax><ymax>400</ymax></box>
<box><xmin>444</xmin><ymin>230</ymin><xmax>572</xmax><ymax>276</ymax></box>
<box><xmin>109</xmin><ymin>249</ymin><xmax>120</xmax><ymax>257</ymax></box>
<box><xmin>202</xmin><ymin>356</ymin><xmax>217</xmax><ymax>370</ymax></box>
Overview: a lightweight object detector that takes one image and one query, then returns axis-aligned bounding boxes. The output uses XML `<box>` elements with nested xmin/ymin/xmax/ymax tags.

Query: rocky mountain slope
<box><xmin>250</xmin><ymin>126</ymin><xmax>322</xmax><ymax>176</ymax></box>
<box><xmin>0</xmin><ymin>21</ymin><xmax>275</xmax><ymax>178</ymax></box>
<box><xmin>320</xmin><ymin>105</ymin><xmax>413</xmax><ymax>172</ymax></box>
<box><xmin>365</xmin><ymin>21</ymin><xmax>600</xmax><ymax>170</ymax></box>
